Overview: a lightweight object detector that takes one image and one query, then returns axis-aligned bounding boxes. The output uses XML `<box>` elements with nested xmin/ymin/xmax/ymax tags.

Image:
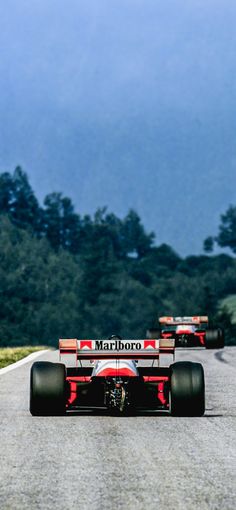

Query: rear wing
<box><xmin>59</xmin><ymin>338</ymin><xmax>175</xmax><ymax>366</ymax></box>
<box><xmin>159</xmin><ymin>316</ymin><xmax>208</xmax><ymax>326</ymax></box>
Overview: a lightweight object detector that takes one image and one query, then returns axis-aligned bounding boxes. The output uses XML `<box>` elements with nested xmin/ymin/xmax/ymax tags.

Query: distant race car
<box><xmin>146</xmin><ymin>316</ymin><xmax>224</xmax><ymax>349</ymax></box>
<box><xmin>30</xmin><ymin>336</ymin><xmax>205</xmax><ymax>416</ymax></box>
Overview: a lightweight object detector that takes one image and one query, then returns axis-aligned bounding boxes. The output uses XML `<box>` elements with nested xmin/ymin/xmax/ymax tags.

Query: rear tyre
<box><xmin>30</xmin><ymin>361</ymin><xmax>66</xmax><ymax>416</ymax></box>
<box><xmin>170</xmin><ymin>361</ymin><xmax>205</xmax><ymax>416</ymax></box>
<box><xmin>205</xmin><ymin>328</ymin><xmax>224</xmax><ymax>349</ymax></box>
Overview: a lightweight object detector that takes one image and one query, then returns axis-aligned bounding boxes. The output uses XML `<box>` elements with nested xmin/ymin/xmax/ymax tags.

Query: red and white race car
<box><xmin>146</xmin><ymin>316</ymin><xmax>224</xmax><ymax>349</ymax></box>
<box><xmin>30</xmin><ymin>336</ymin><xmax>205</xmax><ymax>416</ymax></box>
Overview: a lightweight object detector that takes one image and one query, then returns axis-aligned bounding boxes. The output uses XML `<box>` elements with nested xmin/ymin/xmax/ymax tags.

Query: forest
<box><xmin>0</xmin><ymin>166</ymin><xmax>236</xmax><ymax>346</ymax></box>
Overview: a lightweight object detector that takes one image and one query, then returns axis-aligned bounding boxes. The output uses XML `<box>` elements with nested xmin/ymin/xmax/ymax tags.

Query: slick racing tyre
<box><xmin>205</xmin><ymin>328</ymin><xmax>224</xmax><ymax>349</ymax></box>
<box><xmin>30</xmin><ymin>361</ymin><xmax>66</xmax><ymax>416</ymax></box>
<box><xmin>170</xmin><ymin>361</ymin><xmax>205</xmax><ymax>416</ymax></box>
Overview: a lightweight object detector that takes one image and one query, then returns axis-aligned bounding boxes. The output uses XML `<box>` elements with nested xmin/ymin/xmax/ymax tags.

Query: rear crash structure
<box><xmin>30</xmin><ymin>338</ymin><xmax>205</xmax><ymax>417</ymax></box>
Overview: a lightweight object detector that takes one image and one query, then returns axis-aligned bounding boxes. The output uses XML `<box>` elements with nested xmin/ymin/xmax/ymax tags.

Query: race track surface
<box><xmin>0</xmin><ymin>347</ymin><xmax>236</xmax><ymax>510</ymax></box>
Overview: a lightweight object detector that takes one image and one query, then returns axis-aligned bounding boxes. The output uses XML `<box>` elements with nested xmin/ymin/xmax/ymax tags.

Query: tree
<box><xmin>204</xmin><ymin>205</ymin><xmax>236</xmax><ymax>254</ymax></box>
<box><xmin>11</xmin><ymin>166</ymin><xmax>42</xmax><ymax>233</ymax></box>
<box><xmin>121</xmin><ymin>209</ymin><xmax>155</xmax><ymax>258</ymax></box>
<box><xmin>216</xmin><ymin>206</ymin><xmax>236</xmax><ymax>253</ymax></box>
<box><xmin>0</xmin><ymin>216</ymin><xmax>82</xmax><ymax>346</ymax></box>
<box><xmin>43</xmin><ymin>192</ymin><xmax>82</xmax><ymax>252</ymax></box>
<box><xmin>79</xmin><ymin>218</ymin><xmax>120</xmax><ymax>306</ymax></box>
<box><xmin>0</xmin><ymin>172</ymin><xmax>15</xmax><ymax>213</ymax></box>
<box><xmin>0</xmin><ymin>168</ymin><xmax>235</xmax><ymax>346</ymax></box>
<box><xmin>203</xmin><ymin>236</ymin><xmax>214</xmax><ymax>253</ymax></box>
<box><xmin>0</xmin><ymin>167</ymin><xmax>43</xmax><ymax>234</ymax></box>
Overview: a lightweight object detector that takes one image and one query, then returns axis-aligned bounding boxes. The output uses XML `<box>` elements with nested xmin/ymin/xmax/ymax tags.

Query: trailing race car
<box><xmin>30</xmin><ymin>336</ymin><xmax>205</xmax><ymax>416</ymax></box>
<box><xmin>146</xmin><ymin>316</ymin><xmax>224</xmax><ymax>349</ymax></box>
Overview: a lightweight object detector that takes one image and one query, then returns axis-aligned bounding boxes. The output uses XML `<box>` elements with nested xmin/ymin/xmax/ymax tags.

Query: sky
<box><xmin>0</xmin><ymin>0</ymin><xmax>236</xmax><ymax>255</ymax></box>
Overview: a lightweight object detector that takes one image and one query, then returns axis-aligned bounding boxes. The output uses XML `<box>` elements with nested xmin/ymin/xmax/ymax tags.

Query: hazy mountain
<box><xmin>0</xmin><ymin>0</ymin><xmax>235</xmax><ymax>254</ymax></box>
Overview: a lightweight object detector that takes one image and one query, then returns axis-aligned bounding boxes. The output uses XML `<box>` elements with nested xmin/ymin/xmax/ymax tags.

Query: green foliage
<box><xmin>216</xmin><ymin>206</ymin><xmax>236</xmax><ymax>253</ymax></box>
<box><xmin>220</xmin><ymin>295</ymin><xmax>236</xmax><ymax>324</ymax></box>
<box><xmin>0</xmin><ymin>216</ymin><xmax>82</xmax><ymax>345</ymax></box>
<box><xmin>212</xmin><ymin>307</ymin><xmax>236</xmax><ymax>346</ymax></box>
<box><xmin>0</xmin><ymin>167</ymin><xmax>236</xmax><ymax>346</ymax></box>
<box><xmin>204</xmin><ymin>205</ymin><xmax>236</xmax><ymax>254</ymax></box>
<box><xmin>0</xmin><ymin>167</ymin><xmax>42</xmax><ymax>233</ymax></box>
<box><xmin>203</xmin><ymin>236</ymin><xmax>214</xmax><ymax>253</ymax></box>
<box><xmin>43</xmin><ymin>192</ymin><xmax>83</xmax><ymax>252</ymax></box>
<box><xmin>120</xmin><ymin>209</ymin><xmax>155</xmax><ymax>258</ymax></box>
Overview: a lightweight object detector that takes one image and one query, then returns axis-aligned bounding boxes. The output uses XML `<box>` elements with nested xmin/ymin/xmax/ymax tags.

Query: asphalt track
<box><xmin>0</xmin><ymin>347</ymin><xmax>236</xmax><ymax>510</ymax></box>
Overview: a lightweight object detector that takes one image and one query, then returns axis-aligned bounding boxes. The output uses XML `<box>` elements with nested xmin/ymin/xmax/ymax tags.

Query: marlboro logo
<box><xmin>95</xmin><ymin>340</ymin><xmax>142</xmax><ymax>350</ymax></box>
<box><xmin>144</xmin><ymin>340</ymin><xmax>156</xmax><ymax>349</ymax></box>
<box><xmin>94</xmin><ymin>340</ymin><xmax>158</xmax><ymax>350</ymax></box>
<box><xmin>80</xmin><ymin>340</ymin><xmax>92</xmax><ymax>349</ymax></box>
<box><xmin>76</xmin><ymin>339</ymin><xmax>159</xmax><ymax>351</ymax></box>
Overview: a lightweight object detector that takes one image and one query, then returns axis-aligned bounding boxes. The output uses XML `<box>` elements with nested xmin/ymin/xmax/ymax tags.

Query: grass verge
<box><xmin>0</xmin><ymin>346</ymin><xmax>48</xmax><ymax>369</ymax></box>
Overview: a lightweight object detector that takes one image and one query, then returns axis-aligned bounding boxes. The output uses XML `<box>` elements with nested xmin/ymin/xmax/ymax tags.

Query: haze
<box><xmin>0</xmin><ymin>0</ymin><xmax>235</xmax><ymax>254</ymax></box>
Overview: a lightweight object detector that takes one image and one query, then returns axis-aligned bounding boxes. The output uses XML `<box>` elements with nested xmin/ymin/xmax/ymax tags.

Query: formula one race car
<box><xmin>30</xmin><ymin>336</ymin><xmax>205</xmax><ymax>416</ymax></box>
<box><xmin>146</xmin><ymin>316</ymin><xmax>224</xmax><ymax>349</ymax></box>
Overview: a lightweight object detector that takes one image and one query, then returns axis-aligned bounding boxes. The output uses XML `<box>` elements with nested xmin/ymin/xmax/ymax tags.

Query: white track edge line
<box><xmin>0</xmin><ymin>350</ymin><xmax>50</xmax><ymax>375</ymax></box>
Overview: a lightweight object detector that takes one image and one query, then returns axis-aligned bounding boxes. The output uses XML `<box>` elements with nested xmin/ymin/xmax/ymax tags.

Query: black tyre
<box><xmin>170</xmin><ymin>361</ymin><xmax>205</xmax><ymax>416</ymax></box>
<box><xmin>205</xmin><ymin>328</ymin><xmax>224</xmax><ymax>349</ymax></box>
<box><xmin>30</xmin><ymin>361</ymin><xmax>66</xmax><ymax>416</ymax></box>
